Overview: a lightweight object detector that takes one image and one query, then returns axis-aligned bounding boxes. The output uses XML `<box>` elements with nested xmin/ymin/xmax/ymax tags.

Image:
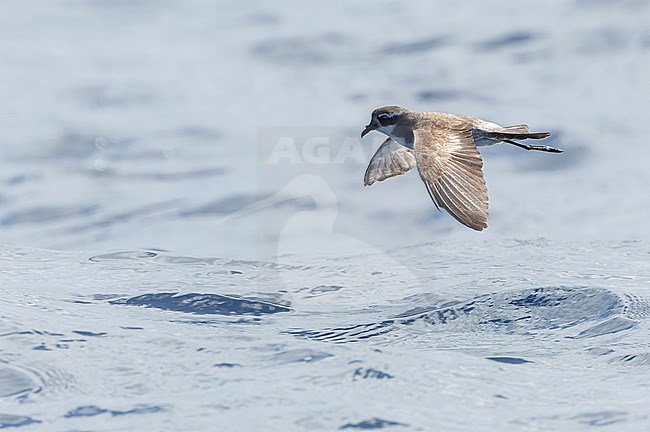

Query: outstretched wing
<box><xmin>364</xmin><ymin>138</ymin><xmax>417</xmax><ymax>186</ymax></box>
<box><xmin>414</xmin><ymin>128</ymin><xmax>489</xmax><ymax>231</ymax></box>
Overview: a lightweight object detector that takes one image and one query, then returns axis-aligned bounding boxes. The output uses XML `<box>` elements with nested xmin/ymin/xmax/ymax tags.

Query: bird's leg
<box><xmin>502</xmin><ymin>139</ymin><xmax>563</xmax><ymax>153</ymax></box>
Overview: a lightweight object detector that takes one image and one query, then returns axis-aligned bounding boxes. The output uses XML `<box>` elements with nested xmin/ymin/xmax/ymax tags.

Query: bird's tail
<box><xmin>487</xmin><ymin>130</ymin><xmax>551</xmax><ymax>141</ymax></box>
<box><xmin>487</xmin><ymin>127</ymin><xmax>561</xmax><ymax>153</ymax></box>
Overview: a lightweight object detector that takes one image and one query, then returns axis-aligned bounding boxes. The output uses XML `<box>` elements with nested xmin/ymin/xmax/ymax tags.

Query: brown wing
<box><xmin>414</xmin><ymin>128</ymin><xmax>489</xmax><ymax>231</ymax></box>
<box><xmin>364</xmin><ymin>138</ymin><xmax>417</xmax><ymax>186</ymax></box>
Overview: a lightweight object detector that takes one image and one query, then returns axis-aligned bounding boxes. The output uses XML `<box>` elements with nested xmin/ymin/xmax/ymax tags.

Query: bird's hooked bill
<box><xmin>361</xmin><ymin>124</ymin><xmax>375</xmax><ymax>138</ymax></box>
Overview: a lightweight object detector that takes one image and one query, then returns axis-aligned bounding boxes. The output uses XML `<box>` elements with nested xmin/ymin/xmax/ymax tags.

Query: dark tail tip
<box><xmin>488</xmin><ymin>131</ymin><xmax>551</xmax><ymax>141</ymax></box>
<box><xmin>527</xmin><ymin>132</ymin><xmax>551</xmax><ymax>139</ymax></box>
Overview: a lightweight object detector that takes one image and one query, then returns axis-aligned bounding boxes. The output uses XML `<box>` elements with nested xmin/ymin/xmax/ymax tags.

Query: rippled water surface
<box><xmin>1</xmin><ymin>242</ymin><xmax>650</xmax><ymax>430</ymax></box>
<box><xmin>1</xmin><ymin>0</ymin><xmax>650</xmax><ymax>430</ymax></box>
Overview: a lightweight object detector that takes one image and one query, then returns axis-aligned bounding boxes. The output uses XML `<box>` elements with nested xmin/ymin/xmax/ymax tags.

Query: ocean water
<box><xmin>1</xmin><ymin>0</ymin><xmax>650</xmax><ymax>430</ymax></box>
<box><xmin>1</xmin><ymin>241</ymin><xmax>650</xmax><ymax>431</ymax></box>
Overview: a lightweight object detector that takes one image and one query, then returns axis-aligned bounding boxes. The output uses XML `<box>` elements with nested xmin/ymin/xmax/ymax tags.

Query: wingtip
<box><xmin>469</xmin><ymin>221</ymin><xmax>488</xmax><ymax>231</ymax></box>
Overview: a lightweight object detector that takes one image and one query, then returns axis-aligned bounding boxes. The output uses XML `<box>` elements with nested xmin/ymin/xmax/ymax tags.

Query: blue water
<box><xmin>1</xmin><ymin>1</ymin><xmax>650</xmax><ymax>430</ymax></box>
<box><xmin>1</xmin><ymin>242</ymin><xmax>650</xmax><ymax>430</ymax></box>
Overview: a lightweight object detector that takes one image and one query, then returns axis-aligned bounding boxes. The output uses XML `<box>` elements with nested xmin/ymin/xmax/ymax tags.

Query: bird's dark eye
<box><xmin>377</xmin><ymin>113</ymin><xmax>397</xmax><ymax>126</ymax></box>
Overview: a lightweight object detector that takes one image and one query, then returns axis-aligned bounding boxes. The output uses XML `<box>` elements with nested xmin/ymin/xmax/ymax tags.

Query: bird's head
<box><xmin>361</xmin><ymin>106</ymin><xmax>409</xmax><ymax>138</ymax></box>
